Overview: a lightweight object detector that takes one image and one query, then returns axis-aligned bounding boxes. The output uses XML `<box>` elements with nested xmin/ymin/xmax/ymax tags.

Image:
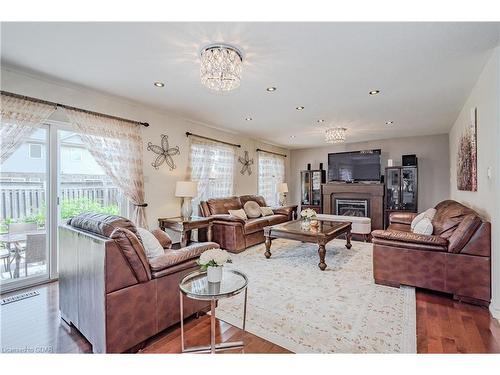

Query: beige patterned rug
<box><xmin>216</xmin><ymin>239</ymin><xmax>416</xmax><ymax>353</ymax></box>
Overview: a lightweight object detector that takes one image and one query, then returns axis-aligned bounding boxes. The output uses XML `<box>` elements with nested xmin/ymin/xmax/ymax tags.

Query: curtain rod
<box><xmin>256</xmin><ymin>148</ymin><xmax>287</xmax><ymax>158</ymax></box>
<box><xmin>186</xmin><ymin>132</ymin><xmax>241</xmax><ymax>148</ymax></box>
<box><xmin>0</xmin><ymin>90</ymin><xmax>149</xmax><ymax>127</ymax></box>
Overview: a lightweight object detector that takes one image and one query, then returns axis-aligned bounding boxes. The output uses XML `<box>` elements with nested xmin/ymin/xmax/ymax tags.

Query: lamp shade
<box><xmin>175</xmin><ymin>181</ymin><xmax>198</xmax><ymax>197</ymax></box>
<box><xmin>277</xmin><ymin>182</ymin><xmax>289</xmax><ymax>193</ymax></box>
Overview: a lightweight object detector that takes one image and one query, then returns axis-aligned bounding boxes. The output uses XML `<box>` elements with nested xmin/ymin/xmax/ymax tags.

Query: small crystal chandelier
<box><xmin>200</xmin><ymin>43</ymin><xmax>243</xmax><ymax>91</ymax></box>
<box><xmin>325</xmin><ymin>127</ymin><xmax>347</xmax><ymax>144</ymax></box>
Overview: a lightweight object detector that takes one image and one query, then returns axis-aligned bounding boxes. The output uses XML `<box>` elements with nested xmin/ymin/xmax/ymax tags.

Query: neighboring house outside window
<box><xmin>189</xmin><ymin>137</ymin><xmax>235</xmax><ymax>214</ymax></box>
<box><xmin>70</xmin><ymin>147</ymin><xmax>83</xmax><ymax>161</ymax></box>
<box><xmin>258</xmin><ymin>152</ymin><xmax>285</xmax><ymax>207</ymax></box>
<box><xmin>28</xmin><ymin>143</ymin><xmax>42</xmax><ymax>159</ymax></box>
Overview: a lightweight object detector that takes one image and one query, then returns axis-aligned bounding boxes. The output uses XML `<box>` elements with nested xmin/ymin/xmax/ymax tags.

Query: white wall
<box><xmin>449</xmin><ymin>47</ymin><xmax>500</xmax><ymax>318</ymax></box>
<box><xmin>1</xmin><ymin>67</ymin><xmax>290</xmax><ymax>229</ymax></box>
<box><xmin>289</xmin><ymin>134</ymin><xmax>450</xmax><ymax>211</ymax></box>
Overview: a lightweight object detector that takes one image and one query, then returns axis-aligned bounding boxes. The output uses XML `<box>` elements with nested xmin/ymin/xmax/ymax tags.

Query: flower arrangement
<box><xmin>197</xmin><ymin>248</ymin><xmax>232</xmax><ymax>271</ymax></box>
<box><xmin>300</xmin><ymin>208</ymin><xmax>317</xmax><ymax>219</ymax></box>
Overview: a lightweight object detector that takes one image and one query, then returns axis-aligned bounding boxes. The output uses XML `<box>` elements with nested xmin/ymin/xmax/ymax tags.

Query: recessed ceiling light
<box><xmin>296</xmin><ymin>106</ymin><xmax>305</xmax><ymax>111</ymax></box>
<box><xmin>317</xmin><ymin>119</ymin><xmax>325</xmax><ymax>123</ymax></box>
<box><xmin>266</xmin><ymin>87</ymin><xmax>277</xmax><ymax>92</ymax></box>
<box><xmin>385</xmin><ymin>121</ymin><xmax>394</xmax><ymax>125</ymax></box>
<box><xmin>369</xmin><ymin>90</ymin><xmax>380</xmax><ymax>95</ymax></box>
<box><xmin>154</xmin><ymin>82</ymin><xmax>165</xmax><ymax>87</ymax></box>
<box><xmin>245</xmin><ymin>117</ymin><xmax>253</xmax><ymax>121</ymax></box>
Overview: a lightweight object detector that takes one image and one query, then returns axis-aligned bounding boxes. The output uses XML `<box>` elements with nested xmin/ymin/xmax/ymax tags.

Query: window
<box><xmin>258</xmin><ymin>152</ymin><xmax>285</xmax><ymax>207</ymax></box>
<box><xmin>70</xmin><ymin>147</ymin><xmax>82</xmax><ymax>161</ymax></box>
<box><xmin>189</xmin><ymin>137</ymin><xmax>235</xmax><ymax>212</ymax></box>
<box><xmin>28</xmin><ymin>143</ymin><xmax>42</xmax><ymax>159</ymax></box>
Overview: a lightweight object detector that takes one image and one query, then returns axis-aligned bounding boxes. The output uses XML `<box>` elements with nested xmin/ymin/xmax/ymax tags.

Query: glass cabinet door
<box><xmin>401</xmin><ymin>167</ymin><xmax>417</xmax><ymax>211</ymax></box>
<box><xmin>311</xmin><ymin>171</ymin><xmax>322</xmax><ymax>205</ymax></box>
<box><xmin>385</xmin><ymin>168</ymin><xmax>401</xmax><ymax>210</ymax></box>
<box><xmin>301</xmin><ymin>171</ymin><xmax>311</xmax><ymax>205</ymax></box>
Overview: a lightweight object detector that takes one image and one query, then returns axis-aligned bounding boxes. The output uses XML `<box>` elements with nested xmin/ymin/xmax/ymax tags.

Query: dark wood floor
<box><xmin>1</xmin><ymin>281</ymin><xmax>499</xmax><ymax>353</ymax></box>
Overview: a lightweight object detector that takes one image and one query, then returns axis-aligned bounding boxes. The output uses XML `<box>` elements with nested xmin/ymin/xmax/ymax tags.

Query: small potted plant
<box><xmin>198</xmin><ymin>248</ymin><xmax>232</xmax><ymax>283</ymax></box>
<box><xmin>300</xmin><ymin>208</ymin><xmax>317</xmax><ymax>230</ymax></box>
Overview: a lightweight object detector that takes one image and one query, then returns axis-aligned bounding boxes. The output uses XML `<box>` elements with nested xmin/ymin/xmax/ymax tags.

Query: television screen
<box><xmin>328</xmin><ymin>150</ymin><xmax>381</xmax><ymax>182</ymax></box>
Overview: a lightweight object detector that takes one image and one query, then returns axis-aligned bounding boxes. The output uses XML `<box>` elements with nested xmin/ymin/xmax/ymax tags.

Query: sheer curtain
<box><xmin>64</xmin><ymin>108</ymin><xmax>148</xmax><ymax>227</ymax></box>
<box><xmin>188</xmin><ymin>136</ymin><xmax>236</xmax><ymax>214</ymax></box>
<box><xmin>0</xmin><ymin>93</ymin><xmax>56</xmax><ymax>163</ymax></box>
<box><xmin>258</xmin><ymin>151</ymin><xmax>285</xmax><ymax>207</ymax></box>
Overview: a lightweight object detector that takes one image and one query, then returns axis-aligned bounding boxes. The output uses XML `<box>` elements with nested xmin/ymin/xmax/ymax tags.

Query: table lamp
<box><xmin>277</xmin><ymin>182</ymin><xmax>289</xmax><ymax>206</ymax></box>
<box><xmin>175</xmin><ymin>181</ymin><xmax>198</xmax><ymax>218</ymax></box>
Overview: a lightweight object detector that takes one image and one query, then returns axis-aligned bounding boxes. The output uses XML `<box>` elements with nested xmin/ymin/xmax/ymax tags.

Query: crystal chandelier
<box><xmin>325</xmin><ymin>127</ymin><xmax>347</xmax><ymax>144</ymax></box>
<box><xmin>200</xmin><ymin>44</ymin><xmax>243</xmax><ymax>91</ymax></box>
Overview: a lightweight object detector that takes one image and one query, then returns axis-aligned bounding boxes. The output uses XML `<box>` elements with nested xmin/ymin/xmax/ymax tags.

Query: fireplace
<box><xmin>335</xmin><ymin>199</ymin><xmax>369</xmax><ymax>217</ymax></box>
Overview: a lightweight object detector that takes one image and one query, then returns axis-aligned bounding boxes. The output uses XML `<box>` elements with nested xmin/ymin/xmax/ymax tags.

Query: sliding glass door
<box><xmin>0</xmin><ymin>125</ymin><xmax>51</xmax><ymax>290</ymax></box>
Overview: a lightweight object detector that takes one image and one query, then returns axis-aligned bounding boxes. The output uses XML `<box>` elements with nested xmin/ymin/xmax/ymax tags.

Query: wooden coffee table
<box><xmin>263</xmin><ymin>220</ymin><xmax>352</xmax><ymax>271</ymax></box>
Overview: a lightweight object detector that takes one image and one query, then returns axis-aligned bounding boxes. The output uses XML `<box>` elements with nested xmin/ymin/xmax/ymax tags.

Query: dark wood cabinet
<box><xmin>300</xmin><ymin>169</ymin><xmax>326</xmax><ymax>213</ymax></box>
<box><xmin>384</xmin><ymin>166</ymin><xmax>418</xmax><ymax>227</ymax></box>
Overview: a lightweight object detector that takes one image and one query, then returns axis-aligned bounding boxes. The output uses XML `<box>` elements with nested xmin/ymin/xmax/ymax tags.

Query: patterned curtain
<box><xmin>258</xmin><ymin>151</ymin><xmax>285</xmax><ymax>207</ymax></box>
<box><xmin>188</xmin><ymin>136</ymin><xmax>235</xmax><ymax>214</ymax></box>
<box><xmin>0</xmin><ymin>93</ymin><xmax>56</xmax><ymax>163</ymax></box>
<box><xmin>64</xmin><ymin>108</ymin><xmax>148</xmax><ymax>227</ymax></box>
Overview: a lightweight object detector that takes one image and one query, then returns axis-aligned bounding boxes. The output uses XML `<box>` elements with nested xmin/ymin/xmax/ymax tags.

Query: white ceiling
<box><xmin>1</xmin><ymin>22</ymin><xmax>499</xmax><ymax>148</ymax></box>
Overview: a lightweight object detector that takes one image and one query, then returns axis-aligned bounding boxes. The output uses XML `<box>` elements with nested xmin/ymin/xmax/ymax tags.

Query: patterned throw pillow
<box><xmin>243</xmin><ymin>201</ymin><xmax>262</xmax><ymax>218</ymax></box>
<box><xmin>260</xmin><ymin>206</ymin><xmax>274</xmax><ymax>216</ymax></box>
<box><xmin>228</xmin><ymin>209</ymin><xmax>248</xmax><ymax>220</ymax></box>
<box><xmin>411</xmin><ymin>208</ymin><xmax>437</xmax><ymax>230</ymax></box>
<box><xmin>413</xmin><ymin>217</ymin><xmax>434</xmax><ymax>235</ymax></box>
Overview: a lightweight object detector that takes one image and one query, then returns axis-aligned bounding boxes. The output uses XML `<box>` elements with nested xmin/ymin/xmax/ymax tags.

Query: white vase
<box><xmin>207</xmin><ymin>265</ymin><xmax>223</xmax><ymax>283</ymax></box>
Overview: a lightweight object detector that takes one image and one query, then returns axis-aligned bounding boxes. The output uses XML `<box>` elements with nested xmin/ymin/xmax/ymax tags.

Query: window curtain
<box><xmin>64</xmin><ymin>108</ymin><xmax>148</xmax><ymax>227</ymax></box>
<box><xmin>258</xmin><ymin>151</ymin><xmax>285</xmax><ymax>207</ymax></box>
<box><xmin>0</xmin><ymin>93</ymin><xmax>56</xmax><ymax>163</ymax></box>
<box><xmin>188</xmin><ymin>136</ymin><xmax>236</xmax><ymax>214</ymax></box>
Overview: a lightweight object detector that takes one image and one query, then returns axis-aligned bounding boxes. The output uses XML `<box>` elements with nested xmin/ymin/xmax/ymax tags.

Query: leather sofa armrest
<box><xmin>272</xmin><ymin>205</ymin><xmax>298</xmax><ymax>216</ymax></box>
<box><xmin>210</xmin><ymin>214</ymin><xmax>246</xmax><ymax>225</ymax></box>
<box><xmin>371</xmin><ymin>229</ymin><xmax>448</xmax><ymax>247</ymax></box>
<box><xmin>389</xmin><ymin>212</ymin><xmax>418</xmax><ymax>226</ymax></box>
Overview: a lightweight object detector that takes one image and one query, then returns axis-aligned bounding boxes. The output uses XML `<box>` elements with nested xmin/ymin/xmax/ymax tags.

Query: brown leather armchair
<box><xmin>199</xmin><ymin>195</ymin><xmax>297</xmax><ymax>253</ymax></box>
<box><xmin>59</xmin><ymin>213</ymin><xmax>218</xmax><ymax>353</ymax></box>
<box><xmin>371</xmin><ymin>200</ymin><xmax>491</xmax><ymax>305</ymax></box>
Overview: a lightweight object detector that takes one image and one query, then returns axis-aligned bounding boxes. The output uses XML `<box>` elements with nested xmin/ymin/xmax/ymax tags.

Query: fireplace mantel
<box><xmin>322</xmin><ymin>183</ymin><xmax>385</xmax><ymax>230</ymax></box>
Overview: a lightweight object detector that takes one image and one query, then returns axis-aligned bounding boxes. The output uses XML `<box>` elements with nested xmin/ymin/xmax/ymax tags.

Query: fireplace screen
<box><xmin>335</xmin><ymin>199</ymin><xmax>369</xmax><ymax>217</ymax></box>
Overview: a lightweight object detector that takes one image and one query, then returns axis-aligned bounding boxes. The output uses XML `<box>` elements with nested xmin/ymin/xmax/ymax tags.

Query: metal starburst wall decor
<box><xmin>238</xmin><ymin>150</ymin><xmax>254</xmax><ymax>175</ymax></box>
<box><xmin>147</xmin><ymin>134</ymin><xmax>180</xmax><ymax>170</ymax></box>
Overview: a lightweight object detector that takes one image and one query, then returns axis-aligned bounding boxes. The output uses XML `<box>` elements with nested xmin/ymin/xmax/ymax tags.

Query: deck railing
<box><xmin>0</xmin><ymin>181</ymin><xmax>121</xmax><ymax>221</ymax></box>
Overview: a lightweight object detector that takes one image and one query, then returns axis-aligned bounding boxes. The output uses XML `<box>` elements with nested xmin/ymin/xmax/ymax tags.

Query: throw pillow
<box><xmin>410</xmin><ymin>208</ymin><xmax>437</xmax><ymax>230</ymax></box>
<box><xmin>260</xmin><ymin>206</ymin><xmax>274</xmax><ymax>216</ymax></box>
<box><xmin>410</xmin><ymin>212</ymin><xmax>426</xmax><ymax>231</ymax></box>
<box><xmin>137</xmin><ymin>227</ymin><xmax>165</xmax><ymax>260</ymax></box>
<box><xmin>243</xmin><ymin>201</ymin><xmax>262</xmax><ymax>218</ymax></box>
<box><xmin>413</xmin><ymin>217</ymin><xmax>433</xmax><ymax>235</ymax></box>
<box><xmin>228</xmin><ymin>209</ymin><xmax>248</xmax><ymax>220</ymax></box>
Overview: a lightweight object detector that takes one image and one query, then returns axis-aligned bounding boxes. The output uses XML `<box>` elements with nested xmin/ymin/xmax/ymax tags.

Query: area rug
<box><xmin>216</xmin><ymin>239</ymin><xmax>416</xmax><ymax>353</ymax></box>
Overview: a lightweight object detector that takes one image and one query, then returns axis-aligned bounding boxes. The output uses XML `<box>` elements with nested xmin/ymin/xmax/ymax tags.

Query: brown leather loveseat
<box><xmin>59</xmin><ymin>213</ymin><xmax>218</xmax><ymax>353</ymax></box>
<box><xmin>371</xmin><ymin>200</ymin><xmax>491</xmax><ymax>305</ymax></box>
<box><xmin>200</xmin><ymin>195</ymin><xmax>297</xmax><ymax>253</ymax></box>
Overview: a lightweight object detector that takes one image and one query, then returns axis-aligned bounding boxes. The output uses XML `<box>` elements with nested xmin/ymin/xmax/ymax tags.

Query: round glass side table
<box><xmin>179</xmin><ymin>268</ymin><xmax>248</xmax><ymax>354</ymax></box>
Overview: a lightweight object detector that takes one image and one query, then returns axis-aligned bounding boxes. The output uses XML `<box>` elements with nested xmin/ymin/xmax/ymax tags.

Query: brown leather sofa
<box><xmin>199</xmin><ymin>195</ymin><xmax>297</xmax><ymax>253</ymax></box>
<box><xmin>59</xmin><ymin>213</ymin><xmax>218</xmax><ymax>353</ymax></box>
<box><xmin>371</xmin><ymin>200</ymin><xmax>491</xmax><ymax>305</ymax></box>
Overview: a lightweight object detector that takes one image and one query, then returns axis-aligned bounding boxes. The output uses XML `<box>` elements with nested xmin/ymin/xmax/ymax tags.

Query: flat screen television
<box><xmin>328</xmin><ymin>149</ymin><xmax>381</xmax><ymax>182</ymax></box>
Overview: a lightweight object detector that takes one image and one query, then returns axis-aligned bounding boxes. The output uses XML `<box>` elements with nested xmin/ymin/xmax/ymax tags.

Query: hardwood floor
<box><xmin>1</xmin><ymin>281</ymin><xmax>499</xmax><ymax>354</ymax></box>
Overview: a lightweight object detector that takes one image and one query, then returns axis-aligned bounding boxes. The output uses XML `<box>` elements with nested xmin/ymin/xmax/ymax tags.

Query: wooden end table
<box><xmin>158</xmin><ymin>216</ymin><xmax>213</xmax><ymax>247</ymax></box>
<box><xmin>264</xmin><ymin>220</ymin><xmax>352</xmax><ymax>271</ymax></box>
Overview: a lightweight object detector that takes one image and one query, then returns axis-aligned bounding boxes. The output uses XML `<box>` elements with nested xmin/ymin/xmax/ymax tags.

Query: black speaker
<box><xmin>380</xmin><ymin>175</ymin><xmax>385</xmax><ymax>184</ymax></box>
<box><xmin>402</xmin><ymin>154</ymin><xmax>417</xmax><ymax>166</ymax></box>
<box><xmin>319</xmin><ymin>162</ymin><xmax>323</xmax><ymax>170</ymax></box>
<box><xmin>307</xmin><ymin>163</ymin><xmax>311</xmax><ymax>170</ymax></box>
